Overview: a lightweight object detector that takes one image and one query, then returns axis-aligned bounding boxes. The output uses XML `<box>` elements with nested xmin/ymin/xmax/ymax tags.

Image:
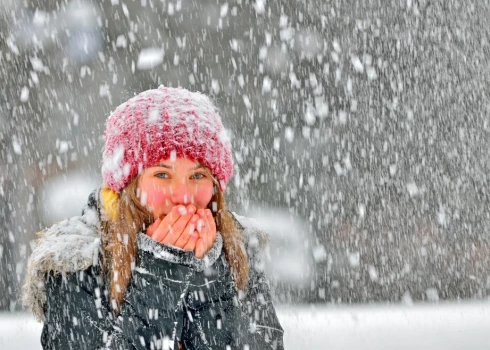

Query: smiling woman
<box><xmin>138</xmin><ymin>159</ymin><xmax>217</xmax><ymax>258</ymax></box>
<box><xmin>22</xmin><ymin>87</ymin><xmax>284</xmax><ymax>350</ymax></box>
<box><xmin>138</xmin><ymin>159</ymin><xmax>215</xmax><ymax>219</ymax></box>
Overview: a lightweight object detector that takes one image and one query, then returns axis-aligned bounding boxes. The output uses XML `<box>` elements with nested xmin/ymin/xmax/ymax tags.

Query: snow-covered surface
<box><xmin>280</xmin><ymin>302</ymin><xmax>490</xmax><ymax>349</ymax></box>
<box><xmin>2</xmin><ymin>302</ymin><xmax>490</xmax><ymax>350</ymax></box>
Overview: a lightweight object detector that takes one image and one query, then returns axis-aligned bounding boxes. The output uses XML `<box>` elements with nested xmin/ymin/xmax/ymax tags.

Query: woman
<box><xmin>23</xmin><ymin>86</ymin><xmax>284</xmax><ymax>349</ymax></box>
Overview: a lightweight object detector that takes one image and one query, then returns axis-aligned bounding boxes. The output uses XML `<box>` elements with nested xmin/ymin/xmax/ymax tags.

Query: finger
<box><xmin>196</xmin><ymin>209</ymin><xmax>206</xmax><ymax>233</ymax></box>
<box><xmin>200</xmin><ymin>209</ymin><xmax>216</xmax><ymax>252</ymax></box>
<box><xmin>152</xmin><ymin>206</ymin><xmax>182</xmax><ymax>242</ymax></box>
<box><xmin>161</xmin><ymin>205</ymin><xmax>196</xmax><ymax>246</ymax></box>
<box><xmin>196</xmin><ymin>218</ymin><xmax>206</xmax><ymax>233</ymax></box>
<box><xmin>146</xmin><ymin>218</ymin><xmax>162</xmax><ymax>238</ymax></box>
<box><xmin>193</xmin><ymin>209</ymin><xmax>216</xmax><ymax>258</ymax></box>
<box><xmin>183</xmin><ymin>231</ymin><xmax>199</xmax><ymax>251</ymax></box>
<box><xmin>195</xmin><ymin>210</ymin><xmax>209</xmax><ymax>252</ymax></box>
<box><xmin>207</xmin><ymin>209</ymin><xmax>216</xmax><ymax>230</ymax></box>
<box><xmin>173</xmin><ymin>214</ymin><xmax>199</xmax><ymax>248</ymax></box>
<box><xmin>205</xmin><ymin>209</ymin><xmax>217</xmax><ymax>244</ymax></box>
<box><xmin>195</xmin><ymin>237</ymin><xmax>206</xmax><ymax>259</ymax></box>
<box><xmin>200</xmin><ymin>229</ymin><xmax>209</xmax><ymax>257</ymax></box>
<box><xmin>196</xmin><ymin>209</ymin><xmax>205</xmax><ymax>231</ymax></box>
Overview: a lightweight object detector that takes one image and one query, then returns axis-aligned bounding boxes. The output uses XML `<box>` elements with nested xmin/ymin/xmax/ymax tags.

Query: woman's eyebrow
<box><xmin>155</xmin><ymin>164</ymin><xmax>173</xmax><ymax>169</ymax></box>
<box><xmin>153</xmin><ymin>163</ymin><xmax>206</xmax><ymax>171</ymax></box>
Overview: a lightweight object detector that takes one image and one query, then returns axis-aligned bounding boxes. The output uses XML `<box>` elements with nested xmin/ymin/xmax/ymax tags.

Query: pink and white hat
<box><xmin>102</xmin><ymin>86</ymin><xmax>233</xmax><ymax>193</ymax></box>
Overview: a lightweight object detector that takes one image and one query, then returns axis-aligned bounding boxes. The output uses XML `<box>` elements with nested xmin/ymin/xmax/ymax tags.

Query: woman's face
<box><xmin>137</xmin><ymin>157</ymin><xmax>215</xmax><ymax>219</ymax></box>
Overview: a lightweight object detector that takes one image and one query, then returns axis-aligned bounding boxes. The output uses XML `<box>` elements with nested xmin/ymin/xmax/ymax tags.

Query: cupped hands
<box><xmin>146</xmin><ymin>205</ymin><xmax>217</xmax><ymax>259</ymax></box>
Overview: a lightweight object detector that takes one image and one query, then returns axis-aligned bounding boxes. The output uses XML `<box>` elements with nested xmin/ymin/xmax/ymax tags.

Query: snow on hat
<box><xmin>102</xmin><ymin>86</ymin><xmax>233</xmax><ymax>193</ymax></box>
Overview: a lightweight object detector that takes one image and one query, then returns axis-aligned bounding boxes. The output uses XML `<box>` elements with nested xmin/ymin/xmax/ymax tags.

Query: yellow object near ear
<box><xmin>101</xmin><ymin>186</ymin><xmax>119</xmax><ymax>221</ymax></box>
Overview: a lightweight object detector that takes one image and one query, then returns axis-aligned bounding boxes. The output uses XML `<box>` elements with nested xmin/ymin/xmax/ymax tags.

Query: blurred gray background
<box><xmin>1</xmin><ymin>0</ymin><xmax>490</xmax><ymax>310</ymax></box>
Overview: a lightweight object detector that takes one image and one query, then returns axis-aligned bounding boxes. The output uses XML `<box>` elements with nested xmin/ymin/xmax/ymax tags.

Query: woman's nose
<box><xmin>170</xmin><ymin>179</ymin><xmax>192</xmax><ymax>205</ymax></box>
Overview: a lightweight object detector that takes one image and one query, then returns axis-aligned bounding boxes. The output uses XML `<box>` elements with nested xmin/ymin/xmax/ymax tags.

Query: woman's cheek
<box><xmin>194</xmin><ymin>187</ymin><xmax>213</xmax><ymax>208</ymax></box>
<box><xmin>146</xmin><ymin>188</ymin><xmax>169</xmax><ymax>208</ymax></box>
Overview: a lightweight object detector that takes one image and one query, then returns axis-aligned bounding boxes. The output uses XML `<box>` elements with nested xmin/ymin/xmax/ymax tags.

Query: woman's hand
<box><xmin>147</xmin><ymin>205</ymin><xmax>198</xmax><ymax>249</ymax></box>
<box><xmin>194</xmin><ymin>208</ymin><xmax>217</xmax><ymax>259</ymax></box>
<box><xmin>146</xmin><ymin>205</ymin><xmax>217</xmax><ymax>258</ymax></box>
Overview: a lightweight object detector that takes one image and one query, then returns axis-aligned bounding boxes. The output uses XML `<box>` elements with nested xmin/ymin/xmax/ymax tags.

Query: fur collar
<box><xmin>138</xmin><ymin>232</ymin><xmax>223</xmax><ymax>271</ymax></box>
<box><xmin>22</xmin><ymin>205</ymin><xmax>102</xmax><ymax>322</ymax></box>
<box><xmin>22</xmin><ymin>190</ymin><xmax>265</xmax><ymax>322</ymax></box>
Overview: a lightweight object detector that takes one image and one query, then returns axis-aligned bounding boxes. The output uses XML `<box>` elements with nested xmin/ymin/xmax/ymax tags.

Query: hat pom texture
<box><xmin>102</xmin><ymin>86</ymin><xmax>233</xmax><ymax>193</ymax></box>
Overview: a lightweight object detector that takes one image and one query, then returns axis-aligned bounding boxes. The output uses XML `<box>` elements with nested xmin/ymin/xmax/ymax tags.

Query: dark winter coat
<box><xmin>23</xmin><ymin>190</ymin><xmax>284</xmax><ymax>350</ymax></box>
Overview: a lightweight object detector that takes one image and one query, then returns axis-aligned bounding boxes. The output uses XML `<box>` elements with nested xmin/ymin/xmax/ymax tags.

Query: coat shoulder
<box><xmin>23</xmin><ymin>201</ymin><xmax>102</xmax><ymax>322</ymax></box>
<box><xmin>231</xmin><ymin>212</ymin><xmax>269</xmax><ymax>261</ymax></box>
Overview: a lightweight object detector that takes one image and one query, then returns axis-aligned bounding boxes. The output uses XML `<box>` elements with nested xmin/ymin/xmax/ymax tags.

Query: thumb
<box><xmin>147</xmin><ymin>218</ymin><xmax>162</xmax><ymax>237</ymax></box>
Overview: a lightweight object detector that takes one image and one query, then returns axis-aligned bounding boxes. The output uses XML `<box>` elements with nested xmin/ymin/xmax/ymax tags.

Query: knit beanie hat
<box><xmin>102</xmin><ymin>86</ymin><xmax>233</xmax><ymax>193</ymax></box>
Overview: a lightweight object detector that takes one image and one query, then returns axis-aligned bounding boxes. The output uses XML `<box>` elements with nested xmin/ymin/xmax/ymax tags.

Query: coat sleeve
<box><xmin>181</xmin><ymin>256</ymin><xmax>284</xmax><ymax>350</ymax></box>
<box><xmin>240</xmin><ymin>268</ymin><xmax>284</xmax><ymax>349</ymax></box>
<box><xmin>41</xmin><ymin>268</ymin><xmax>132</xmax><ymax>350</ymax></box>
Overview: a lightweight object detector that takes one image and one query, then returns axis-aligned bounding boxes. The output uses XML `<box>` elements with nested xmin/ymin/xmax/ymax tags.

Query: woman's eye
<box><xmin>155</xmin><ymin>172</ymin><xmax>170</xmax><ymax>179</ymax></box>
<box><xmin>191</xmin><ymin>173</ymin><xmax>205</xmax><ymax>180</ymax></box>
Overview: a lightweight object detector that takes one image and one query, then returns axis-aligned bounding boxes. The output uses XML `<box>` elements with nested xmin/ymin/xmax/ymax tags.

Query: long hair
<box><xmin>100</xmin><ymin>176</ymin><xmax>249</xmax><ymax>312</ymax></box>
